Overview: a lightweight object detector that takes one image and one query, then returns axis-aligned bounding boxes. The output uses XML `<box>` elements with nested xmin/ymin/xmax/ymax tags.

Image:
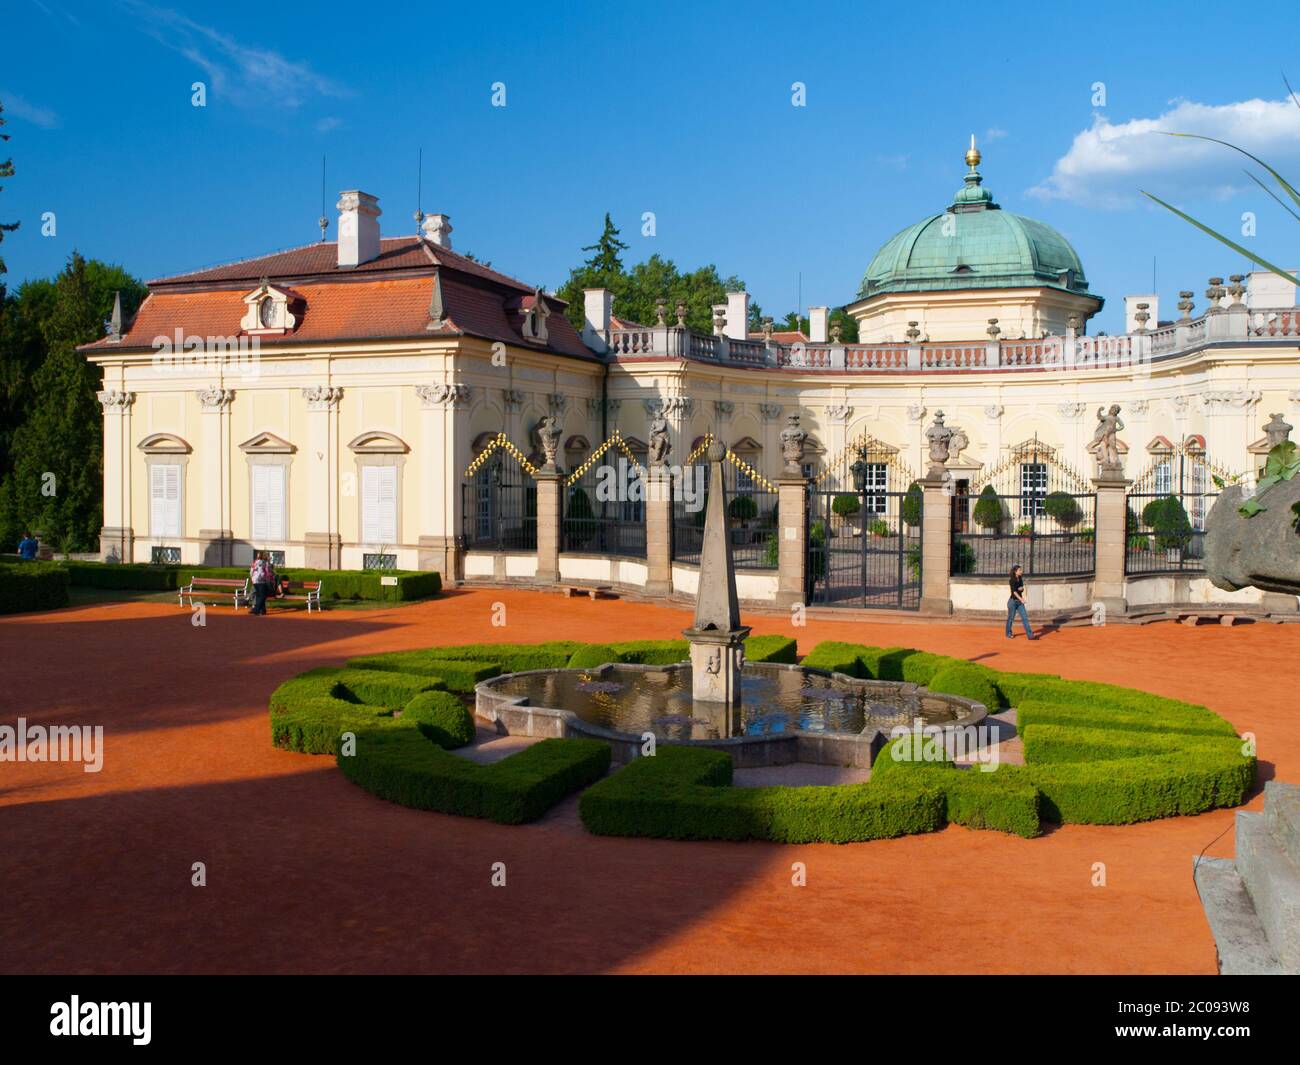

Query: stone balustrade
<box><xmin>604</xmin><ymin>304</ymin><xmax>1297</xmax><ymax>374</ymax></box>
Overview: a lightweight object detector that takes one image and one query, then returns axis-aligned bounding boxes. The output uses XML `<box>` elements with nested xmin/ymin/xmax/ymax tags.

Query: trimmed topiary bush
<box><xmin>1141</xmin><ymin>495</ymin><xmax>1193</xmax><ymax>551</ymax></box>
<box><xmin>972</xmin><ymin>484</ymin><xmax>1003</xmax><ymax>530</ymax></box>
<box><xmin>927</xmin><ymin>662</ymin><xmax>1004</xmax><ymax>708</ymax></box>
<box><xmin>0</xmin><ymin>563</ymin><xmax>70</xmax><ymax>614</ymax></box>
<box><xmin>402</xmin><ymin>690</ymin><xmax>476</xmax><ymax>749</ymax></box>
<box><xmin>744</xmin><ymin>634</ymin><xmax>798</xmax><ymax>663</ymax></box>
<box><xmin>901</xmin><ymin>482</ymin><xmax>923</xmax><ymax>527</ymax></box>
<box><xmin>728</xmin><ymin>495</ymin><xmax>758</xmax><ymax>522</ymax></box>
<box><xmin>340</xmin><ymin>732</ymin><xmax>610</xmax><ymax>824</ymax></box>
<box><xmin>268</xmin><ymin>667</ymin><xmax>447</xmax><ymax>755</ymax></box>
<box><xmin>578</xmin><ymin>745</ymin><xmax>947</xmax><ymax>844</ymax></box>
<box><xmin>346</xmin><ymin>653</ymin><xmax>500</xmax><ymax>691</ymax></box>
<box><xmin>831</xmin><ymin>494</ymin><xmax>861</xmax><ymax>518</ymax></box>
<box><xmin>1043</xmin><ymin>491</ymin><xmax>1083</xmax><ymax>529</ymax></box>
<box><xmin>62</xmin><ymin>562</ymin><xmax>440</xmax><ymax>600</ymax></box>
<box><xmin>567</xmin><ymin>644</ymin><xmax>620</xmax><ymax>669</ymax></box>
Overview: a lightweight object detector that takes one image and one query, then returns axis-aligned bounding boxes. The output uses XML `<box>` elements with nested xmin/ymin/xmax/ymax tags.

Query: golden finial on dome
<box><xmin>965</xmin><ymin>133</ymin><xmax>981</xmax><ymax>169</ymax></box>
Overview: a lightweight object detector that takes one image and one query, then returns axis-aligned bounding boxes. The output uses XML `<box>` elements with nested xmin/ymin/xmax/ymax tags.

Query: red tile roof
<box><xmin>83</xmin><ymin>236</ymin><xmax>593</xmax><ymax>359</ymax></box>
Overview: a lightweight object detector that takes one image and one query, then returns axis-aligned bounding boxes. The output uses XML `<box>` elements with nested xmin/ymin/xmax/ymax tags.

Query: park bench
<box><xmin>265</xmin><ymin>580</ymin><xmax>323</xmax><ymax>613</ymax></box>
<box><xmin>178</xmin><ymin>577</ymin><xmax>249</xmax><ymax>610</ymax></box>
<box><xmin>563</xmin><ymin>583</ymin><xmax>615</xmax><ymax>600</ymax></box>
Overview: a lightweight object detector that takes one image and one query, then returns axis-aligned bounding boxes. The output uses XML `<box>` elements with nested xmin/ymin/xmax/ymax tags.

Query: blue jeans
<box><xmin>1006</xmin><ymin>597</ymin><xmax>1033</xmax><ymax>638</ymax></box>
<box><xmin>250</xmin><ymin>582</ymin><xmax>270</xmax><ymax>614</ymax></box>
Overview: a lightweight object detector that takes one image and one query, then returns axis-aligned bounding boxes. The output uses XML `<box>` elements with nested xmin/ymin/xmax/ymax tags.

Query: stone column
<box><xmin>302</xmin><ymin>386</ymin><xmax>343</xmax><ymax>569</ymax></box>
<box><xmin>1092</xmin><ymin>474</ymin><xmax>1131</xmax><ymax>616</ymax></box>
<box><xmin>918</xmin><ymin>475</ymin><xmax>953</xmax><ymax>615</ymax></box>
<box><xmin>644</xmin><ymin>464</ymin><xmax>673</xmax><ymax>596</ymax></box>
<box><xmin>534</xmin><ymin>470</ymin><xmax>562</xmax><ymax>585</ymax></box>
<box><xmin>97</xmin><ymin>389</ymin><xmax>135</xmax><ymax>563</ymax></box>
<box><xmin>775</xmin><ymin>476</ymin><xmax>808</xmax><ymax>608</ymax></box>
<box><xmin>196</xmin><ymin>387</ymin><xmax>234</xmax><ymax>565</ymax></box>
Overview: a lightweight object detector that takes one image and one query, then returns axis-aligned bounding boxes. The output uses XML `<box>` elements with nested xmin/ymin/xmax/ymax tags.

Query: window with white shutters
<box><xmin>361</xmin><ymin>464</ymin><xmax>397</xmax><ymax>544</ymax></box>
<box><xmin>150</xmin><ymin>463</ymin><xmax>181</xmax><ymax>537</ymax></box>
<box><xmin>251</xmin><ymin>464</ymin><xmax>286</xmax><ymax>541</ymax></box>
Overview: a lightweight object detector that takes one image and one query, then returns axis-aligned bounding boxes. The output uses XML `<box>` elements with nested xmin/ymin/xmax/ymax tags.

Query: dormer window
<box><xmin>240</xmin><ymin>281</ymin><xmax>300</xmax><ymax>335</ymax></box>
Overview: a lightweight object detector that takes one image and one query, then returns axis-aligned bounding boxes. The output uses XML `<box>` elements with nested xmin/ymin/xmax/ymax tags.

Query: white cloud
<box><xmin>1029</xmin><ymin>96</ymin><xmax>1300</xmax><ymax>209</ymax></box>
<box><xmin>122</xmin><ymin>2</ymin><xmax>351</xmax><ymax>109</ymax></box>
<box><xmin>315</xmin><ymin>116</ymin><xmax>342</xmax><ymax>133</ymax></box>
<box><xmin>876</xmin><ymin>152</ymin><xmax>909</xmax><ymax>171</ymax></box>
<box><xmin>0</xmin><ymin>90</ymin><xmax>60</xmax><ymax>129</ymax></box>
<box><xmin>984</xmin><ymin>127</ymin><xmax>1009</xmax><ymax>142</ymax></box>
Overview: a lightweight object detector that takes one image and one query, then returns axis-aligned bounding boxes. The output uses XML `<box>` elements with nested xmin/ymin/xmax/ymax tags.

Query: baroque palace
<box><xmin>82</xmin><ymin>144</ymin><xmax>1300</xmax><ymax>614</ymax></box>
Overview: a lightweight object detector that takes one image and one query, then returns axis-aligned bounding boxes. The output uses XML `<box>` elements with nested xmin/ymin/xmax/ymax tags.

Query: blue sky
<box><xmin>5</xmin><ymin>0</ymin><xmax>1300</xmax><ymax>333</ymax></box>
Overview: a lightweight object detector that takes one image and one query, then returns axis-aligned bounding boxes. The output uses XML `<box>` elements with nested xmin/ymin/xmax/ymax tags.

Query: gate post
<box><xmin>918</xmin><ymin>474</ymin><xmax>953</xmax><ymax>615</ymax></box>
<box><xmin>644</xmin><ymin>464</ymin><xmax>673</xmax><ymax>596</ymax></box>
<box><xmin>1091</xmin><ymin>473</ymin><xmax>1131</xmax><ymax>617</ymax></box>
<box><xmin>535</xmin><ymin>470</ymin><xmax>562</xmax><ymax>585</ymax></box>
<box><xmin>776</xmin><ymin>476</ymin><xmax>808</xmax><ymax>609</ymax></box>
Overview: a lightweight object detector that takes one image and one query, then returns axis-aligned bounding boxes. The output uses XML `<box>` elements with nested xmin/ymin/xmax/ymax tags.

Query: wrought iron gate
<box><xmin>807</xmin><ymin>487</ymin><xmax>922</xmax><ymax>610</ymax></box>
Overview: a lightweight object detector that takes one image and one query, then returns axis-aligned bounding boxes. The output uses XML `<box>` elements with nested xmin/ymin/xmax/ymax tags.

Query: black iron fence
<box><xmin>946</xmin><ymin>488</ymin><xmax>1097</xmax><ymax>574</ymax></box>
<box><xmin>562</xmin><ymin>465</ymin><xmax>647</xmax><ymax>558</ymax></box>
<box><xmin>1125</xmin><ymin>490</ymin><xmax>1216</xmax><ymax>574</ymax></box>
<box><xmin>670</xmin><ymin>461</ymin><xmax>777</xmax><ymax>569</ymax></box>
<box><xmin>807</xmin><ymin>488</ymin><xmax>922</xmax><ymax>609</ymax></box>
<box><xmin>461</xmin><ymin>476</ymin><xmax>537</xmax><ymax>551</ymax></box>
<box><xmin>951</xmin><ymin>490</ymin><xmax>1096</xmax><ymax>577</ymax></box>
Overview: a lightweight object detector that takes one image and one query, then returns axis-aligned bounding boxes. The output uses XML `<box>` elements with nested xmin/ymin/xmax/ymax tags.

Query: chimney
<box><xmin>1124</xmin><ymin>294</ymin><xmax>1158</xmax><ymax>333</ymax></box>
<box><xmin>422</xmin><ymin>213</ymin><xmax>453</xmax><ymax>249</ymax></box>
<box><xmin>725</xmin><ymin>291</ymin><xmax>749</xmax><ymax>341</ymax></box>
<box><xmin>809</xmin><ymin>306</ymin><xmax>830</xmax><ymax>343</ymax></box>
<box><xmin>336</xmin><ymin>190</ymin><xmax>382</xmax><ymax>268</ymax></box>
<box><xmin>583</xmin><ymin>288</ymin><xmax>613</xmax><ymax>354</ymax></box>
<box><xmin>1246</xmin><ymin>269</ymin><xmax>1297</xmax><ymax>309</ymax></box>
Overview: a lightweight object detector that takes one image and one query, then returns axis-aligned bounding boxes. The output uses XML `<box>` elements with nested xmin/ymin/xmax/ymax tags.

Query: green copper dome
<box><xmin>858</xmin><ymin>148</ymin><xmax>1095</xmax><ymax>301</ymax></box>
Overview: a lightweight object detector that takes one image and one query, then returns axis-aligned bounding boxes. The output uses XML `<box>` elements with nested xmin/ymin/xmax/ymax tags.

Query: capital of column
<box><xmin>302</xmin><ymin>385</ymin><xmax>343</xmax><ymax>411</ymax></box>
<box><xmin>97</xmin><ymin>389</ymin><xmax>135</xmax><ymax>415</ymax></box>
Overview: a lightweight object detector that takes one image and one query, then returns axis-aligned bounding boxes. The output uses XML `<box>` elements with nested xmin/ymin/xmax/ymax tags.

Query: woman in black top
<box><xmin>1006</xmin><ymin>564</ymin><xmax>1035</xmax><ymax>639</ymax></box>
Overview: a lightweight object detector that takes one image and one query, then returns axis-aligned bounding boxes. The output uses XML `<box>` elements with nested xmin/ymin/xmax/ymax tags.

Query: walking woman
<box><xmin>1006</xmin><ymin>564</ymin><xmax>1035</xmax><ymax>640</ymax></box>
<box><xmin>249</xmin><ymin>551</ymin><xmax>274</xmax><ymax>615</ymax></box>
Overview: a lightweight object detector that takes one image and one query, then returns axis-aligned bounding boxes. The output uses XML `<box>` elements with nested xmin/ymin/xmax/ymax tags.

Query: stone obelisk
<box><xmin>682</xmin><ymin>439</ymin><xmax>751</xmax><ymax>707</ymax></box>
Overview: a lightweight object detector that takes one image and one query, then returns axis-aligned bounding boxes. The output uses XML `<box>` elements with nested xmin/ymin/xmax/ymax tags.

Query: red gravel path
<box><xmin>0</xmin><ymin>590</ymin><xmax>1294</xmax><ymax>974</ymax></box>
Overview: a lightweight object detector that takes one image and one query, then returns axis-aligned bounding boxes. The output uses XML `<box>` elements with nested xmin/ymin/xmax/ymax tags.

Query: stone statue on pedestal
<box><xmin>1090</xmin><ymin>404</ymin><xmax>1125</xmax><ymax>473</ymax></box>
<box><xmin>648</xmin><ymin>410</ymin><xmax>671</xmax><ymax>466</ymax></box>
<box><xmin>537</xmin><ymin>415</ymin><xmax>561</xmax><ymax>471</ymax></box>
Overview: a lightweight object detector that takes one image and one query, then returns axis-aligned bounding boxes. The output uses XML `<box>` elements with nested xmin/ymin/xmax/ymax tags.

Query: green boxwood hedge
<box><xmin>61</xmin><ymin>561</ymin><xmax>441</xmax><ymax>601</ymax></box>
<box><xmin>578</xmin><ymin>640</ymin><xmax>1253</xmax><ymax>842</ymax></box>
<box><xmin>567</xmin><ymin>644</ymin><xmax>620</xmax><ymax>669</ymax></box>
<box><xmin>345</xmin><ymin>654</ymin><xmax>500</xmax><ymax>692</ymax></box>
<box><xmin>578</xmin><ymin>745</ymin><xmax>947</xmax><ymax>844</ymax></box>
<box><xmin>401</xmin><ymin>690</ymin><xmax>476</xmax><ymax>749</ymax></box>
<box><xmin>0</xmin><ymin>563</ymin><xmax>71</xmax><ymax>614</ymax></box>
<box><xmin>339</xmin><ymin>732</ymin><xmax>610</xmax><ymax>824</ymax></box>
<box><xmin>267</xmin><ymin>635</ymin><xmax>1254</xmax><ymax>842</ymax></box>
<box><xmin>926</xmin><ymin>662</ymin><xmax>1003</xmax><ymax>709</ymax></box>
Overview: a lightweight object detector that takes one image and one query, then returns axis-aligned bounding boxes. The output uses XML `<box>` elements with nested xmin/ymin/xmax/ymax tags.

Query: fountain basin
<box><xmin>475</xmin><ymin>661</ymin><xmax>987</xmax><ymax>768</ymax></box>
